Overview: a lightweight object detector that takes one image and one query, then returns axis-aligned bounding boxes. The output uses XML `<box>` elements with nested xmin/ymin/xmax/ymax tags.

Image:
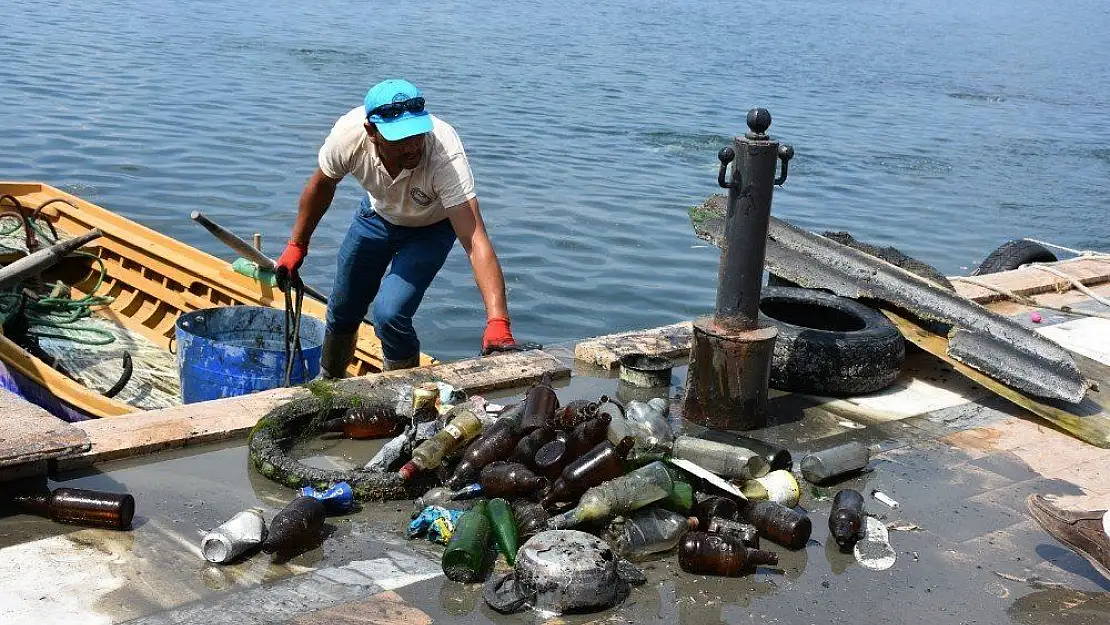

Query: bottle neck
<box><xmin>12</xmin><ymin>491</ymin><xmax>52</xmax><ymax>516</ymax></box>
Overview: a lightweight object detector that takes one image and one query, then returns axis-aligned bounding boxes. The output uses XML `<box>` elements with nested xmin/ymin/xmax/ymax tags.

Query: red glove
<box><xmin>275</xmin><ymin>240</ymin><xmax>308</xmax><ymax>274</ymax></box>
<box><xmin>482</xmin><ymin>318</ymin><xmax>516</xmax><ymax>354</ymax></box>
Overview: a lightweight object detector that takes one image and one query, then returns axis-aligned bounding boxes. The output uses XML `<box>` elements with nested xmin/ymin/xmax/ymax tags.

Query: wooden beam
<box><xmin>883</xmin><ymin>310</ymin><xmax>1110</xmax><ymax>448</ymax></box>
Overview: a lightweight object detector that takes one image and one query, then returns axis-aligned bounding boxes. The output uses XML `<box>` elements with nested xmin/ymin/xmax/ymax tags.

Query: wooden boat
<box><xmin>0</xmin><ymin>181</ymin><xmax>434</xmax><ymax>421</ymax></box>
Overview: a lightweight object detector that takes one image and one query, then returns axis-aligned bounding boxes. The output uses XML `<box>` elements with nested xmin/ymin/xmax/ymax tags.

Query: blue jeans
<box><xmin>326</xmin><ymin>197</ymin><xmax>457</xmax><ymax>361</ymax></box>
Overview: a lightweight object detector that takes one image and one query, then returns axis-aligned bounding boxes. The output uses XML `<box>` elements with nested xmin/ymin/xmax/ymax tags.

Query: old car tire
<box><xmin>760</xmin><ymin>287</ymin><xmax>904</xmax><ymax>395</ymax></box>
<box><xmin>973</xmin><ymin>240</ymin><xmax>1057</xmax><ymax>275</ymax></box>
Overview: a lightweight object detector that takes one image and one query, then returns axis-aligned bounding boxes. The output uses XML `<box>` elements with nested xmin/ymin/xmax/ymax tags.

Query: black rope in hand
<box><xmin>277</xmin><ymin>267</ymin><xmax>306</xmax><ymax>387</ymax></box>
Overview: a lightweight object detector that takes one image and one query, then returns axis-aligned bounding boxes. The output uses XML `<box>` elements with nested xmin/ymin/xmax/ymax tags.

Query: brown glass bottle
<box><xmin>552</xmin><ymin>399</ymin><xmax>598</xmax><ymax>429</ymax></box>
<box><xmin>13</xmin><ymin>488</ymin><xmax>135</xmax><ymax>530</ymax></box>
<box><xmin>693</xmin><ymin>496</ymin><xmax>739</xmax><ymax>529</ymax></box>
<box><xmin>565</xmin><ymin>414</ymin><xmax>612</xmax><ymax>460</ymax></box>
<box><xmin>445</xmin><ymin>418</ymin><xmax>521</xmax><ymax>489</ymax></box>
<box><xmin>320</xmin><ymin>405</ymin><xmax>403</xmax><ymax>439</ymax></box>
<box><xmin>829</xmin><ymin>489</ymin><xmax>865</xmax><ymax>549</ymax></box>
<box><xmin>540</xmin><ymin>438</ymin><xmax>633</xmax><ymax>508</ymax></box>
<box><xmin>478</xmin><ymin>461</ymin><xmax>548</xmax><ymax>499</ymax></box>
<box><xmin>740</xmin><ymin>500</ymin><xmax>812</xmax><ymax>550</ymax></box>
<box><xmin>261</xmin><ymin>497</ymin><xmax>326</xmax><ymax>554</ymax></box>
<box><xmin>519</xmin><ymin>372</ymin><xmax>559</xmax><ymax>433</ymax></box>
<box><xmin>678</xmin><ymin>531</ymin><xmax>778</xmax><ymax>576</ymax></box>
<box><xmin>512</xmin><ymin>499</ymin><xmax>550</xmax><ymax>540</ymax></box>
<box><xmin>510</xmin><ymin>427</ymin><xmax>556</xmax><ymax>467</ymax></box>
<box><xmin>534</xmin><ymin>438</ymin><xmax>570</xmax><ymax>481</ymax></box>
<box><xmin>706</xmin><ymin>517</ymin><xmax>760</xmax><ymax>548</ymax></box>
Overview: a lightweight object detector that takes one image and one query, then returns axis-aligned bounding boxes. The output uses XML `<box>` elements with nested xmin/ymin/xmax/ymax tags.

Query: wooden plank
<box><xmin>883</xmin><ymin>310</ymin><xmax>1110</xmax><ymax>448</ymax></box>
<box><xmin>951</xmin><ymin>258</ymin><xmax>1110</xmax><ymax>304</ymax></box>
<box><xmin>0</xmin><ymin>389</ymin><xmax>90</xmax><ymax>469</ymax></box>
<box><xmin>573</xmin><ymin>322</ymin><xmax>692</xmax><ymax>369</ymax></box>
<box><xmin>63</xmin><ymin>350</ymin><xmax>570</xmax><ymax>468</ymax></box>
<box><xmin>66</xmin><ymin>386</ymin><xmax>304</xmax><ymax>468</ymax></box>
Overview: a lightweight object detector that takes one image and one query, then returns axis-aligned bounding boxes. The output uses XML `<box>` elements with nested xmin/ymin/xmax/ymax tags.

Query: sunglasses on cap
<box><xmin>367</xmin><ymin>97</ymin><xmax>426</xmax><ymax>120</ymax></box>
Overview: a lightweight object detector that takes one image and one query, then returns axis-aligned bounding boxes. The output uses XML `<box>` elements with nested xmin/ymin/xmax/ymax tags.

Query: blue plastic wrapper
<box><xmin>298</xmin><ymin>481</ymin><xmax>354</xmax><ymax>514</ymax></box>
<box><xmin>408</xmin><ymin>505</ymin><xmax>464</xmax><ymax>544</ymax></box>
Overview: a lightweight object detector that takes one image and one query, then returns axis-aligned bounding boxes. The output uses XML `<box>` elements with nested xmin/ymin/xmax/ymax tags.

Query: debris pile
<box><xmin>241</xmin><ymin>374</ymin><xmax>901</xmax><ymax>615</ymax></box>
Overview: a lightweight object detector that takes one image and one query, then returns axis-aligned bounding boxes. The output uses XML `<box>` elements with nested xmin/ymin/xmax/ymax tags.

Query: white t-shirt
<box><xmin>318</xmin><ymin>108</ymin><xmax>476</xmax><ymax>227</ymax></box>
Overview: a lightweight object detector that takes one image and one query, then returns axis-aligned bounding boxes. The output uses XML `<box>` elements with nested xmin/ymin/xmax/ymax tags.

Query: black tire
<box><xmin>760</xmin><ymin>287</ymin><xmax>905</xmax><ymax>396</ymax></box>
<box><xmin>973</xmin><ymin>240</ymin><xmax>1057</xmax><ymax>275</ymax></box>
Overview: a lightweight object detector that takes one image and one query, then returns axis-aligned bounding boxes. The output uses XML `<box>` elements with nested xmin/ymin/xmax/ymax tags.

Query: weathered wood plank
<box><xmin>884</xmin><ymin>310</ymin><xmax>1110</xmax><ymax>448</ymax></box>
<box><xmin>951</xmin><ymin>258</ymin><xmax>1110</xmax><ymax>303</ymax></box>
<box><xmin>574</xmin><ymin>322</ymin><xmax>692</xmax><ymax>369</ymax></box>
<box><xmin>64</xmin><ymin>350</ymin><xmax>570</xmax><ymax>469</ymax></box>
<box><xmin>0</xmin><ymin>390</ymin><xmax>89</xmax><ymax>470</ymax></box>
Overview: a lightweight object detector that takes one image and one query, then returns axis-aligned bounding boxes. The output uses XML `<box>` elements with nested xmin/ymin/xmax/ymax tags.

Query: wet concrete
<box><xmin>1</xmin><ymin>360</ymin><xmax>1108</xmax><ymax>624</ymax></box>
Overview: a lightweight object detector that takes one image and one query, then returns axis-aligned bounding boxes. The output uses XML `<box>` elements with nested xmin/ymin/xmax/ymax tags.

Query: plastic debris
<box><xmin>297</xmin><ymin>481</ymin><xmax>354</xmax><ymax>514</ymax></box>
<box><xmin>1031</xmin><ymin>311</ymin><xmax>1043</xmax><ymax>324</ymax></box>
<box><xmin>854</xmin><ymin>515</ymin><xmax>896</xmax><ymax>570</ymax></box>
<box><xmin>740</xmin><ymin>470</ymin><xmax>801</xmax><ymax>508</ymax></box>
<box><xmin>408</xmin><ymin>505</ymin><xmax>464</xmax><ymax>544</ymax></box>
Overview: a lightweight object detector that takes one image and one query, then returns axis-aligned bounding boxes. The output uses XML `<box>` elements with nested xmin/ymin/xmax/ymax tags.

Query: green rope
<box><xmin>0</xmin><ymin>213</ymin><xmax>116</xmax><ymax>346</ymax></box>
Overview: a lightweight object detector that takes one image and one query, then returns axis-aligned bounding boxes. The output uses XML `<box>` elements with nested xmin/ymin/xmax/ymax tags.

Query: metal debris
<box><xmin>690</xmin><ymin>196</ymin><xmax>1090</xmax><ymax>403</ymax></box>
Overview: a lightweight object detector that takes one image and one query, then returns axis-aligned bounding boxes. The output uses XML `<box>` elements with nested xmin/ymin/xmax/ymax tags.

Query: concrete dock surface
<box><xmin>1</xmin><ymin>354</ymin><xmax>1108</xmax><ymax>625</ymax></box>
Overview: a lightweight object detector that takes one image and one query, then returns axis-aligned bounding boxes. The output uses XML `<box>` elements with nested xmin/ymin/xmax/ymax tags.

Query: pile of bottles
<box><xmin>320</xmin><ymin>374</ymin><xmax>876</xmax><ymax>585</ymax></box>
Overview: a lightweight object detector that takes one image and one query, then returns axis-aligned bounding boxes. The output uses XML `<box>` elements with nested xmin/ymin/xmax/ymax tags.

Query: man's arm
<box><xmin>276</xmin><ymin>168</ymin><xmax>340</xmax><ymax>275</ymax></box>
<box><xmin>447</xmin><ymin>197</ymin><xmax>510</xmax><ymax>322</ymax></box>
<box><xmin>291</xmin><ymin>168</ymin><xmax>341</xmax><ymax>246</ymax></box>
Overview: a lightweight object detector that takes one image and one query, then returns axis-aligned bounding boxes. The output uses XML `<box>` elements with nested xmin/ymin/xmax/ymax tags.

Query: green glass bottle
<box><xmin>486</xmin><ymin>498</ymin><xmax>521</xmax><ymax>565</ymax></box>
<box><xmin>442</xmin><ymin>500</ymin><xmax>492</xmax><ymax>582</ymax></box>
<box><xmin>661</xmin><ymin>479</ymin><xmax>694</xmax><ymax>514</ymax></box>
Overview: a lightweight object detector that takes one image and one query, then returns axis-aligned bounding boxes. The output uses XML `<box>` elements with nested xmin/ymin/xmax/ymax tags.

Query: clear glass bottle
<box><xmin>398</xmin><ymin>408</ymin><xmax>483</xmax><ymax>480</ymax></box>
<box><xmin>547</xmin><ymin>460</ymin><xmax>674</xmax><ymax>528</ymax></box>
<box><xmin>671</xmin><ymin>436</ymin><xmax>769</xmax><ymax>480</ymax></box>
<box><xmin>604</xmin><ymin>507</ymin><xmax>698</xmax><ymax>559</ymax></box>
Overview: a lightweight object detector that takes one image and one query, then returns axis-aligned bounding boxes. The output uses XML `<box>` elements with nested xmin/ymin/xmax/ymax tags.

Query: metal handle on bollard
<box><xmin>774</xmin><ymin>144</ymin><xmax>794</xmax><ymax>186</ymax></box>
<box><xmin>717</xmin><ymin>147</ymin><xmax>739</xmax><ymax>190</ymax></box>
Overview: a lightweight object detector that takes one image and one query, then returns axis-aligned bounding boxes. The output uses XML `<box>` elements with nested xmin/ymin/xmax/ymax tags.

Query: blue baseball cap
<box><xmin>364</xmin><ymin>79</ymin><xmax>433</xmax><ymax>142</ymax></box>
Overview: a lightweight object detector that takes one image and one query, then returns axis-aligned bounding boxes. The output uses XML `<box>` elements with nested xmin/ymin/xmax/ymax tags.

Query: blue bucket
<box><xmin>175</xmin><ymin>306</ymin><xmax>325</xmax><ymax>404</ymax></box>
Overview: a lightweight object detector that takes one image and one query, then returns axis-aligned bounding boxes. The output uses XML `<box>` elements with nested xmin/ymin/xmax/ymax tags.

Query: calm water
<box><xmin>3</xmin><ymin>0</ymin><xmax>1108</xmax><ymax>360</ymax></box>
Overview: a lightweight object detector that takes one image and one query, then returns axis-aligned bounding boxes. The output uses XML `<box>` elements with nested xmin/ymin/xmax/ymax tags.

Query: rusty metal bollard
<box><xmin>682</xmin><ymin>108</ymin><xmax>793</xmax><ymax>430</ymax></box>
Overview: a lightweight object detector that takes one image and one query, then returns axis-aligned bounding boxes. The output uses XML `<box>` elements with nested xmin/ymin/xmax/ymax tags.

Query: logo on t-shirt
<box><xmin>409</xmin><ymin>186</ymin><xmax>434</xmax><ymax>207</ymax></box>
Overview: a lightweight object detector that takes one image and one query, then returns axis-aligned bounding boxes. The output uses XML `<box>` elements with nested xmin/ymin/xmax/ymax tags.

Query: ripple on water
<box><xmin>3</xmin><ymin>0</ymin><xmax>1108</xmax><ymax>362</ymax></box>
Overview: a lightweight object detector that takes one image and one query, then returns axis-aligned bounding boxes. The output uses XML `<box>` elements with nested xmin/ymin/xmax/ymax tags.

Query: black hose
<box><xmin>102</xmin><ymin>351</ymin><xmax>133</xmax><ymax>398</ymax></box>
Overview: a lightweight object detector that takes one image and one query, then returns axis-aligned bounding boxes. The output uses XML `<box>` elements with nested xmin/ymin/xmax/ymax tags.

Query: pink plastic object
<box><xmin>1031</xmin><ymin>312</ymin><xmax>1043</xmax><ymax>324</ymax></box>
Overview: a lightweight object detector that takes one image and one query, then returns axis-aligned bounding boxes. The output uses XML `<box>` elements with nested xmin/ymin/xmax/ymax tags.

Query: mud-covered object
<box><xmin>483</xmin><ymin>530</ymin><xmax>646</xmax><ymax>615</ymax></box>
<box><xmin>760</xmin><ymin>287</ymin><xmax>904</xmax><ymax>395</ymax></box>
<box><xmin>248</xmin><ymin>383</ymin><xmax>429</xmax><ymax>501</ymax></box>
<box><xmin>820</xmin><ymin>231</ymin><xmax>954</xmax><ymax>289</ymax></box>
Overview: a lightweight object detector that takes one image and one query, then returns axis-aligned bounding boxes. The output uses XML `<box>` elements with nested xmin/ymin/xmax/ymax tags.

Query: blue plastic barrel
<box><xmin>175</xmin><ymin>306</ymin><xmax>325</xmax><ymax>404</ymax></box>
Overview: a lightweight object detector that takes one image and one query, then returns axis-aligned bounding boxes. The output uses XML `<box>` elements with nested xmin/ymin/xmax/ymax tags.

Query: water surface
<box><xmin>3</xmin><ymin>0</ymin><xmax>1108</xmax><ymax>360</ymax></box>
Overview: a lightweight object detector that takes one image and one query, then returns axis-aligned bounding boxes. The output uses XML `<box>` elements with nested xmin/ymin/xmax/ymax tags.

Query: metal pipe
<box><xmin>0</xmin><ymin>229</ymin><xmax>103</xmax><ymax>290</ymax></box>
<box><xmin>190</xmin><ymin>211</ymin><xmax>328</xmax><ymax>303</ymax></box>
<box><xmin>714</xmin><ymin>109</ymin><xmax>782</xmax><ymax>331</ymax></box>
